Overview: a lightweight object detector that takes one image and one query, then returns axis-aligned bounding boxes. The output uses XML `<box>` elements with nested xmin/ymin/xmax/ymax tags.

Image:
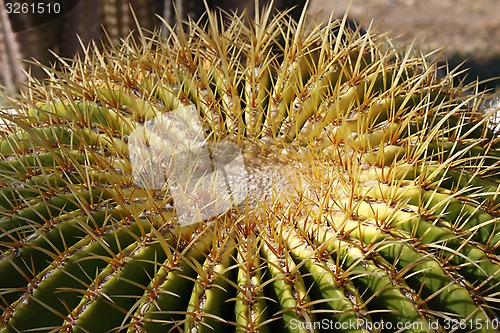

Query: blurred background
<box><xmin>1</xmin><ymin>0</ymin><xmax>499</xmax><ymax>104</ymax></box>
<box><xmin>312</xmin><ymin>0</ymin><xmax>500</xmax><ymax>93</ymax></box>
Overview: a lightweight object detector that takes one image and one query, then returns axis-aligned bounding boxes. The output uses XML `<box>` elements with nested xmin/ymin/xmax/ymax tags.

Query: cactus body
<box><xmin>0</xmin><ymin>6</ymin><xmax>499</xmax><ymax>333</ymax></box>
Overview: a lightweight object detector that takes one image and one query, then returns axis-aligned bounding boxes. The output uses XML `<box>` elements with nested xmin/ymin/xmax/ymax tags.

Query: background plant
<box><xmin>0</xmin><ymin>0</ymin><xmax>306</xmax><ymax>96</ymax></box>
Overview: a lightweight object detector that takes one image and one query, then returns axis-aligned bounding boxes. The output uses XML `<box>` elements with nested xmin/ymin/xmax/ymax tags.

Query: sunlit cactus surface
<box><xmin>0</xmin><ymin>5</ymin><xmax>500</xmax><ymax>333</ymax></box>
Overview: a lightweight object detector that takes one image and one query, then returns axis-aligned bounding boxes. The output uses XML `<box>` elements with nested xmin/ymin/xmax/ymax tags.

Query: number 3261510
<box><xmin>5</xmin><ymin>2</ymin><xmax>62</xmax><ymax>15</ymax></box>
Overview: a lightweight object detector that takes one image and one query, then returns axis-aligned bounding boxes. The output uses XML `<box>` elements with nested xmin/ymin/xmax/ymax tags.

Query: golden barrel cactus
<box><xmin>0</xmin><ymin>5</ymin><xmax>499</xmax><ymax>333</ymax></box>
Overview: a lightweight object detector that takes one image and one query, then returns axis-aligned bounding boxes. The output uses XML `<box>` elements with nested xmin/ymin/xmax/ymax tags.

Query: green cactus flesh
<box><xmin>1</xmin><ymin>7</ymin><xmax>500</xmax><ymax>333</ymax></box>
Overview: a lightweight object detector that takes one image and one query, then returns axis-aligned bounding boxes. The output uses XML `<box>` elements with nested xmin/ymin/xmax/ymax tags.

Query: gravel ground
<box><xmin>309</xmin><ymin>0</ymin><xmax>500</xmax><ymax>92</ymax></box>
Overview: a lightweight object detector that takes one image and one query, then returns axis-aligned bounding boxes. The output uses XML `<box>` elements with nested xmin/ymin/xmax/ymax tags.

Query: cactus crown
<box><xmin>0</xmin><ymin>4</ymin><xmax>499</xmax><ymax>333</ymax></box>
